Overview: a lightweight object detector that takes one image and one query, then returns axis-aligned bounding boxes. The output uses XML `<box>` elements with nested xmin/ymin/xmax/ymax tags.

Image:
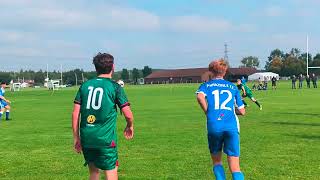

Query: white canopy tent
<box><xmin>248</xmin><ymin>72</ymin><xmax>279</xmax><ymax>81</ymax></box>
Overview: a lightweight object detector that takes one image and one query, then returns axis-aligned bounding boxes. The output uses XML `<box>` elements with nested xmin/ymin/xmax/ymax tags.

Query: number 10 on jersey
<box><xmin>86</xmin><ymin>86</ymin><xmax>104</xmax><ymax>110</ymax></box>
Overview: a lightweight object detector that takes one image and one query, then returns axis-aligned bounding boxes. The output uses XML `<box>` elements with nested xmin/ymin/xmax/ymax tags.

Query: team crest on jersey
<box><xmin>87</xmin><ymin>115</ymin><xmax>96</xmax><ymax>124</ymax></box>
<box><xmin>217</xmin><ymin>114</ymin><xmax>224</xmax><ymax>121</ymax></box>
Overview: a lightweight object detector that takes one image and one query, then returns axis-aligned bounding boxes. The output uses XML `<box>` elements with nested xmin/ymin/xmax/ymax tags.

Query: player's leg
<box><xmin>208</xmin><ymin>133</ymin><xmax>226</xmax><ymax>180</ymax></box>
<box><xmin>223</xmin><ymin>131</ymin><xmax>244</xmax><ymax>180</ymax></box>
<box><xmin>228</xmin><ymin>157</ymin><xmax>244</xmax><ymax>180</ymax></box>
<box><xmin>5</xmin><ymin>105</ymin><xmax>10</xmax><ymax>120</ymax></box>
<box><xmin>0</xmin><ymin>108</ymin><xmax>3</xmax><ymax>119</ymax></box>
<box><xmin>249</xmin><ymin>95</ymin><xmax>262</xmax><ymax>110</ymax></box>
<box><xmin>103</xmin><ymin>166</ymin><xmax>118</xmax><ymax>180</ymax></box>
<box><xmin>88</xmin><ymin>163</ymin><xmax>100</xmax><ymax>180</ymax></box>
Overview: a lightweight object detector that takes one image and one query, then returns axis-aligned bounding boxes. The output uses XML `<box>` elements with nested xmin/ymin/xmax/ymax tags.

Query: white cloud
<box><xmin>168</xmin><ymin>15</ymin><xmax>232</xmax><ymax>33</ymax></box>
<box><xmin>0</xmin><ymin>1</ymin><xmax>160</xmax><ymax>31</ymax></box>
<box><xmin>264</xmin><ymin>6</ymin><xmax>285</xmax><ymax>17</ymax></box>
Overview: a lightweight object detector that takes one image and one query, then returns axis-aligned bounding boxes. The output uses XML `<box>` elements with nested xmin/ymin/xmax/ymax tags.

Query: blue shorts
<box><xmin>208</xmin><ymin>131</ymin><xmax>240</xmax><ymax>157</ymax></box>
<box><xmin>0</xmin><ymin>101</ymin><xmax>8</xmax><ymax>109</ymax></box>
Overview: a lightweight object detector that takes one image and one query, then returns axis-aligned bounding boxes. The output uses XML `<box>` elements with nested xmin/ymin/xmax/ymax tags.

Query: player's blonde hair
<box><xmin>209</xmin><ymin>59</ymin><xmax>228</xmax><ymax>77</ymax></box>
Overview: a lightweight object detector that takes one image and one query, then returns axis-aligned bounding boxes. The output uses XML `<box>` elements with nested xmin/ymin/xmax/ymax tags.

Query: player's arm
<box><xmin>72</xmin><ymin>87</ymin><xmax>82</xmax><ymax>153</ymax></box>
<box><xmin>72</xmin><ymin>103</ymin><xmax>82</xmax><ymax>153</ymax></box>
<box><xmin>0</xmin><ymin>96</ymin><xmax>10</xmax><ymax>103</ymax></box>
<box><xmin>241</xmin><ymin>86</ymin><xmax>246</xmax><ymax>96</ymax></box>
<box><xmin>116</xmin><ymin>86</ymin><xmax>134</xmax><ymax>140</ymax></box>
<box><xmin>235</xmin><ymin>90</ymin><xmax>246</xmax><ymax>116</ymax></box>
<box><xmin>197</xmin><ymin>93</ymin><xmax>207</xmax><ymax>114</ymax></box>
<box><xmin>121</xmin><ymin>106</ymin><xmax>134</xmax><ymax>140</ymax></box>
<box><xmin>235</xmin><ymin>107</ymin><xmax>245</xmax><ymax>115</ymax></box>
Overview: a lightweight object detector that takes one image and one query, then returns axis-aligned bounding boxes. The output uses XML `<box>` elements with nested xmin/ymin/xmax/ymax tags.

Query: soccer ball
<box><xmin>117</xmin><ymin>80</ymin><xmax>125</xmax><ymax>87</ymax></box>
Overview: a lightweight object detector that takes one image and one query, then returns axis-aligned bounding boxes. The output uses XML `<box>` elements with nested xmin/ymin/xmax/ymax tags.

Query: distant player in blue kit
<box><xmin>196</xmin><ymin>59</ymin><xmax>246</xmax><ymax>180</ymax></box>
<box><xmin>0</xmin><ymin>82</ymin><xmax>11</xmax><ymax>120</ymax></box>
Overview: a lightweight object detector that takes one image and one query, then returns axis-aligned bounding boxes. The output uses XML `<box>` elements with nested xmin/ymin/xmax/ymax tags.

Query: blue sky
<box><xmin>0</xmin><ymin>0</ymin><xmax>319</xmax><ymax>71</ymax></box>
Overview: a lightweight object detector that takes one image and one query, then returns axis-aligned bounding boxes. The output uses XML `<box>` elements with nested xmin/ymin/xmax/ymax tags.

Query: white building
<box><xmin>248</xmin><ymin>72</ymin><xmax>279</xmax><ymax>81</ymax></box>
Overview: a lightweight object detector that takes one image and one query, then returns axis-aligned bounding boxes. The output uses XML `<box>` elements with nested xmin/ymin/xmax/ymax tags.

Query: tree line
<box><xmin>0</xmin><ymin>66</ymin><xmax>152</xmax><ymax>85</ymax></box>
<box><xmin>240</xmin><ymin>48</ymin><xmax>320</xmax><ymax>76</ymax></box>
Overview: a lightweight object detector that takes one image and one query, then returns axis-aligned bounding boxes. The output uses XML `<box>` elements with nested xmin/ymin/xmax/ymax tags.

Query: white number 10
<box><xmin>86</xmin><ymin>86</ymin><xmax>104</xmax><ymax>110</ymax></box>
<box><xmin>212</xmin><ymin>90</ymin><xmax>232</xmax><ymax>111</ymax></box>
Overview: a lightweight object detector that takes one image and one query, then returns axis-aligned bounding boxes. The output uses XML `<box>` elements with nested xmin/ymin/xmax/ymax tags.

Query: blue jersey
<box><xmin>196</xmin><ymin>79</ymin><xmax>244</xmax><ymax>133</ymax></box>
<box><xmin>0</xmin><ymin>87</ymin><xmax>6</xmax><ymax>107</ymax></box>
<box><xmin>0</xmin><ymin>87</ymin><xmax>5</xmax><ymax>99</ymax></box>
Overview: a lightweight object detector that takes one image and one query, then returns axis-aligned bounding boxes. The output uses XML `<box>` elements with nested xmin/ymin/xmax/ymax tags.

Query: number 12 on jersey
<box><xmin>86</xmin><ymin>86</ymin><xmax>104</xmax><ymax>110</ymax></box>
<box><xmin>212</xmin><ymin>90</ymin><xmax>232</xmax><ymax>111</ymax></box>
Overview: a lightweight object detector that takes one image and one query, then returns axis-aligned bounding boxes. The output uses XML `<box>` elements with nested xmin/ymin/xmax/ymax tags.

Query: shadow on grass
<box><xmin>262</xmin><ymin>122</ymin><xmax>320</xmax><ymax>127</ymax></box>
<box><xmin>277</xmin><ymin>112</ymin><xmax>320</xmax><ymax>117</ymax></box>
<box><xmin>285</xmin><ymin>134</ymin><xmax>320</xmax><ymax>140</ymax></box>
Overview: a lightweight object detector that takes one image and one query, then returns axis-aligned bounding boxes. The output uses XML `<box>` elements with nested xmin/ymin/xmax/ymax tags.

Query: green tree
<box><xmin>281</xmin><ymin>56</ymin><xmax>305</xmax><ymax>76</ymax></box>
<box><xmin>132</xmin><ymin>68</ymin><xmax>140</xmax><ymax>84</ymax></box>
<box><xmin>142</xmin><ymin>66</ymin><xmax>152</xmax><ymax>77</ymax></box>
<box><xmin>121</xmin><ymin>69</ymin><xmax>129</xmax><ymax>81</ymax></box>
<box><xmin>310</xmin><ymin>53</ymin><xmax>320</xmax><ymax>74</ymax></box>
<box><xmin>265</xmin><ymin>49</ymin><xmax>284</xmax><ymax>70</ymax></box>
<box><xmin>269</xmin><ymin>56</ymin><xmax>282</xmax><ymax>74</ymax></box>
<box><xmin>34</xmin><ymin>70</ymin><xmax>45</xmax><ymax>85</ymax></box>
<box><xmin>240</xmin><ymin>56</ymin><xmax>260</xmax><ymax>68</ymax></box>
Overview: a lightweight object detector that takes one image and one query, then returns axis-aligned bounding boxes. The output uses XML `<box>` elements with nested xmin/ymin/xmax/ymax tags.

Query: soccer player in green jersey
<box><xmin>236</xmin><ymin>79</ymin><xmax>262</xmax><ymax>110</ymax></box>
<box><xmin>72</xmin><ymin>53</ymin><xmax>134</xmax><ymax>180</ymax></box>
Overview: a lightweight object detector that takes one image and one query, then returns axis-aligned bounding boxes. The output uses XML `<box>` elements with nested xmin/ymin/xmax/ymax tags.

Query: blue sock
<box><xmin>5</xmin><ymin>110</ymin><xmax>9</xmax><ymax>120</ymax></box>
<box><xmin>213</xmin><ymin>164</ymin><xmax>226</xmax><ymax>180</ymax></box>
<box><xmin>0</xmin><ymin>112</ymin><xmax>3</xmax><ymax>119</ymax></box>
<box><xmin>232</xmin><ymin>172</ymin><xmax>244</xmax><ymax>180</ymax></box>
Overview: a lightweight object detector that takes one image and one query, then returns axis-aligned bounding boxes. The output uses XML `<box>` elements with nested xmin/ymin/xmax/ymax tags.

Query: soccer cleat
<box><xmin>259</xmin><ymin>105</ymin><xmax>263</xmax><ymax>110</ymax></box>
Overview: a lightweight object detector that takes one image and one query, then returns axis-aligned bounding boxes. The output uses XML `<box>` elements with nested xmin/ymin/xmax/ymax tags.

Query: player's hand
<box><xmin>6</xmin><ymin>100</ymin><xmax>10</xmax><ymax>103</ymax></box>
<box><xmin>74</xmin><ymin>138</ymin><xmax>82</xmax><ymax>154</ymax></box>
<box><xmin>124</xmin><ymin>125</ymin><xmax>134</xmax><ymax>140</ymax></box>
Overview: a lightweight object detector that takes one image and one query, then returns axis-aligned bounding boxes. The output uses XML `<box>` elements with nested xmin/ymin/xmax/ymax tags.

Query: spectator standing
<box><xmin>312</xmin><ymin>73</ymin><xmax>318</xmax><ymax>88</ymax></box>
<box><xmin>306</xmin><ymin>75</ymin><xmax>311</xmax><ymax>88</ymax></box>
<box><xmin>271</xmin><ymin>76</ymin><xmax>277</xmax><ymax>90</ymax></box>
<box><xmin>298</xmin><ymin>74</ymin><xmax>303</xmax><ymax>89</ymax></box>
<box><xmin>291</xmin><ymin>75</ymin><xmax>297</xmax><ymax>89</ymax></box>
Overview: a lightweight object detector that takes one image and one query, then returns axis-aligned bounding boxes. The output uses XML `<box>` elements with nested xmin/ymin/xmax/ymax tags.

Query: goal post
<box><xmin>306</xmin><ymin>35</ymin><xmax>320</xmax><ymax>74</ymax></box>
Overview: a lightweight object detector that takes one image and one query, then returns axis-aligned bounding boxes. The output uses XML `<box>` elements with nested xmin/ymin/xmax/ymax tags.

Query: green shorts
<box><xmin>243</xmin><ymin>93</ymin><xmax>254</xmax><ymax>99</ymax></box>
<box><xmin>82</xmin><ymin>146</ymin><xmax>118</xmax><ymax>170</ymax></box>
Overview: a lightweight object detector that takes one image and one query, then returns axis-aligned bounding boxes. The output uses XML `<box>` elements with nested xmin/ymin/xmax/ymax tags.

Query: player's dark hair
<box><xmin>1</xmin><ymin>82</ymin><xmax>6</xmax><ymax>85</ymax></box>
<box><xmin>93</xmin><ymin>53</ymin><xmax>114</xmax><ymax>75</ymax></box>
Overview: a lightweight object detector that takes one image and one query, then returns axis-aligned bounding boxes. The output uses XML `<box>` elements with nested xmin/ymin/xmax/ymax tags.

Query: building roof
<box><xmin>145</xmin><ymin>67</ymin><xmax>257</xmax><ymax>79</ymax></box>
<box><xmin>227</xmin><ymin>67</ymin><xmax>258</xmax><ymax>75</ymax></box>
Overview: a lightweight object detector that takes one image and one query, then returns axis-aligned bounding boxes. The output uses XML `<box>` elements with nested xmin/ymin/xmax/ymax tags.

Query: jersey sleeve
<box><xmin>116</xmin><ymin>86</ymin><xmax>130</xmax><ymax>109</ymax></box>
<box><xmin>235</xmin><ymin>89</ymin><xmax>244</xmax><ymax>109</ymax></box>
<box><xmin>74</xmin><ymin>87</ymin><xmax>82</xmax><ymax>105</ymax></box>
<box><xmin>196</xmin><ymin>83</ymin><xmax>207</xmax><ymax>96</ymax></box>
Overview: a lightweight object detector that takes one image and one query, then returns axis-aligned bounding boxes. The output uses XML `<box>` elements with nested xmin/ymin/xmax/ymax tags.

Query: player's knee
<box><xmin>6</xmin><ymin>106</ymin><xmax>10</xmax><ymax>110</ymax></box>
<box><xmin>88</xmin><ymin>163</ymin><xmax>100</xmax><ymax>174</ymax></box>
<box><xmin>211</xmin><ymin>153</ymin><xmax>222</xmax><ymax>165</ymax></box>
<box><xmin>227</xmin><ymin>156</ymin><xmax>241</xmax><ymax>172</ymax></box>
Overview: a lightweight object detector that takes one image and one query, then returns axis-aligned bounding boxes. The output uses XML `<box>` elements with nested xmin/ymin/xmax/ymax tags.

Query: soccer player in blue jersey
<box><xmin>0</xmin><ymin>82</ymin><xmax>11</xmax><ymax>120</ymax></box>
<box><xmin>196</xmin><ymin>59</ymin><xmax>246</xmax><ymax>180</ymax></box>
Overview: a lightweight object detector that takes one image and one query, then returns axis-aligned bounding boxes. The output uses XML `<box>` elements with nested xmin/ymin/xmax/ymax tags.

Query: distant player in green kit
<box><xmin>72</xmin><ymin>53</ymin><xmax>134</xmax><ymax>180</ymax></box>
<box><xmin>236</xmin><ymin>79</ymin><xmax>262</xmax><ymax>110</ymax></box>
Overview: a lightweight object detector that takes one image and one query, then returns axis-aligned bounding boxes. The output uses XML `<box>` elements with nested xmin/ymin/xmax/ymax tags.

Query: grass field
<box><xmin>0</xmin><ymin>81</ymin><xmax>319</xmax><ymax>179</ymax></box>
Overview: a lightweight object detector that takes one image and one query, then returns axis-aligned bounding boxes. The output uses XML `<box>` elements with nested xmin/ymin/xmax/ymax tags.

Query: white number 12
<box><xmin>212</xmin><ymin>90</ymin><xmax>232</xmax><ymax>111</ymax></box>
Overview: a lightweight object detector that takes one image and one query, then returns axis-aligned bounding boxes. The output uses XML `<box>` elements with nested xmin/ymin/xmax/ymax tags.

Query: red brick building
<box><xmin>144</xmin><ymin>67</ymin><xmax>257</xmax><ymax>84</ymax></box>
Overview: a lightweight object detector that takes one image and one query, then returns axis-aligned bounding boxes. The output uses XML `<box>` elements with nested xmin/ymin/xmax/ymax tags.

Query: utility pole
<box><xmin>224</xmin><ymin>43</ymin><xmax>229</xmax><ymax>62</ymax></box>
<box><xmin>60</xmin><ymin>64</ymin><xmax>63</xmax><ymax>85</ymax></box>
<box><xmin>74</xmin><ymin>72</ymin><xmax>78</xmax><ymax>87</ymax></box>
<box><xmin>306</xmin><ymin>35</ymin><xmax>309</xmax><ymax>75</ymax></box>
